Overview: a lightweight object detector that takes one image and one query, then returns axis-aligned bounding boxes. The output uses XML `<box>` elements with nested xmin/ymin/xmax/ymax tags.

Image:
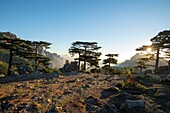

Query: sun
<box><xmin>147</xmin><ymin>47</ymin><xmax>152</xmax><ymax>53</ymax></box>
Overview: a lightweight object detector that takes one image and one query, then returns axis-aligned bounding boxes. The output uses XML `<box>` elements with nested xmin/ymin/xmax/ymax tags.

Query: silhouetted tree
<box><xmin>0</xmin><ymin>36</ymin><xmax>33</xmax><ymax>75</ymax></box>
<box><xmin>84</xmin><ymin>50</ymin><xmax>102</xmax><ymax>67</ymax></box>
<box><xmin>69</xmin><ymin>41</ymin><xmax>101</xmax><ymax>70</ymax></box>
<box><xmin>136</xmin><ymin>45</ymin><xmax>155</xmax><ymax>71</ymax></box>
<box><xmin>26</xmin><ymin>41</ymin><xmax>51</xmax><ymax>71</ymax></box>
<box><xmin>150</xmin><ymin>30</ymin><xmax>170</xmax><ymax>69</ymax></box>
<box><xmin>68</xmin><ymin>47</ymin><xmax>83</xmax><ymax>71</ymax></box>
<box><xmin>103</xmin><ymin>53</ymin><xmax>118</xmax><ymax>75</ymax></box>
<box><xmin>136</xmin><ymin>58</ymin><xmax>150</xmax><ymax>73</ymax></box>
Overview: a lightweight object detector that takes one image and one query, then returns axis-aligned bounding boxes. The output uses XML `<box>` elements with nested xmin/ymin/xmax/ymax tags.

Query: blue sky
<box><xmin>0</xmin><ymin>0</ymin><xmax>170</xmax><ymax>63</ymax></box>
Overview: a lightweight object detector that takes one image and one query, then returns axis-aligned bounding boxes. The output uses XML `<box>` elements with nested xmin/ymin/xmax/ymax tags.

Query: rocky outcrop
<box><xmin>60</xmin><ymin>61</ymin><xmax>78</xmax><ymax>73</ymax></box>
<box><xmin>154</xmin><ymin>66</ymin><xmax>170</xmax><ymax>74</ymax></box>
<box><xmin>100</xmin><ymin>85</ymin><xmax>120</xmax><ymax>99</ymax></box>
<box><xmin>122</xmin><ymin>99</ymin><xmax>145</xmax><ymax>113</ymax></box>
<box><xmin>144</xmin><ymin>69</ymin><xmax>153</xmax><ymax>75</ymax></box>
<box><xmin>0</xmin><ymin>32</ymin><xmax>17</xmax><ymax>39</ymax></box>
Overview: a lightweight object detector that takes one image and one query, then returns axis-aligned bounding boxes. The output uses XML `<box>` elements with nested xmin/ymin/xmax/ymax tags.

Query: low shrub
<box><xmin>0</xmin><ymin>61</ymin><xmax>8</xmax><ymax>75</ymax></box>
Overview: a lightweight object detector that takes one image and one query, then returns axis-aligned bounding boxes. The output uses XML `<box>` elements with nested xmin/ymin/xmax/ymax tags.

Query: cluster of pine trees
<box><xmin>0</xmin><ymin>34</ymin><xmax>51</xmax><ymax>76</ymax></box>
<box><xmin>1</xmin><ymin>30</ymin><xmax>170</xmax><ymax>76</ymax></box>
<box><xmin>68</xmin><ymin>41</ymin><xmax>118</xmax><ymax>74</ymax></box>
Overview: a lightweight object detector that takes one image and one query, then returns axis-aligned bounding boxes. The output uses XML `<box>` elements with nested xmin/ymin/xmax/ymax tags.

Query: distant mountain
<box><xmin>117</xmin><ymin>53</ymin><xmax>168</xmax><ymax>69</ymax></box>
<box><xmin>45</xmin><ymin>52</ymin><xmax>73</xmax><ymax>69</ymax></box>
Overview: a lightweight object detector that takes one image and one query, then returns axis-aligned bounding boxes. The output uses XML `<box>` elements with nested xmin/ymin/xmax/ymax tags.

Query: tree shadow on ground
<box><xmin>0</xmin><ymin>74</ymin><xmax>57</xmax><ymax>84</ymax></box>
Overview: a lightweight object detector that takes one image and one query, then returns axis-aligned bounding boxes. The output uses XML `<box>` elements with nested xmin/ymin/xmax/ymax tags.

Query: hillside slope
<box><xmin>0</xmin><ymin>73</ymin><xmax>170</xmax><ymax>113</ymax></box>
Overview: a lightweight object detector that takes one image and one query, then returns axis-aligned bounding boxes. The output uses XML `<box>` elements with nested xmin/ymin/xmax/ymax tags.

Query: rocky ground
<box><xmin>0</xmin><ymin>73</ymin><xmax>170</xmax><ymax>113</ymax></box>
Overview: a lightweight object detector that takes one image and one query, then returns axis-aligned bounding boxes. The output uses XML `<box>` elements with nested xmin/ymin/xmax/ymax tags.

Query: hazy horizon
<box><xmin>1</xmin><ymin>0</ymin><xmax>170</xmax><ymax>63</ymax></box>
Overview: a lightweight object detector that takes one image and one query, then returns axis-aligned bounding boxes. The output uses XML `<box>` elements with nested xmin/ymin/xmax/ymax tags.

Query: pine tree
<box><xmin>0</xmin><ymin>36</ymin><xmax>34</xmax><ymax>75</ymax></box>
<box><xmin>150</xmin><ymin>30</ymin><xmax>170</xmax><ymax>69</ymax></box>
<box><xmin>136</xmin><ymin>58</ymin><xmax>150</xmax><ymax>73</ymax></box>
<box><xmin>68</xmin><ymin>47</ymin><xmax>83</xmax><ymax>71</ymax></box>
<box><xmin>25</xmin><ymin>41</ymin><xmax>51</xmax><ymax>72</ymax></box>
<box><xmin>69</xmin><ymin>41</ymin><xmax>101</xmax><ymax>70</ymax></box>
<box><xmin>136</xmin><ymin>45</ymin><xmax>155</xmax><ymax>72</ymax></box>
<box><xmin>103</xmin><ymin>54</ymin><xmax>118</xmax><ymax>75</ymax></box>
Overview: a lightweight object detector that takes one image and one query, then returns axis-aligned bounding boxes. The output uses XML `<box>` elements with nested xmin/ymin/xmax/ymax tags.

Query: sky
<box><xmin>0</xmin><ymin>0</ymin><xmax>170</xmax><ymax>63</ymax></box>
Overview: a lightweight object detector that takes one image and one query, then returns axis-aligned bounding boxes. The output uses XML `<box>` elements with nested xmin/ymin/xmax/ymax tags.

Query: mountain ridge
<box><xmin>117</xmin><ymin>53</ymin><xmax>168</xmax><ymax>69</ymax></box>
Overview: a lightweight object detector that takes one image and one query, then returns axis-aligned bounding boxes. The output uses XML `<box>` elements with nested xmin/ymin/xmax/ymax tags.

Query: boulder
<box><xmin>61</xmin><ymin>61</ymin><xmax>78</xmax><ymax>73</ymax></box>
<box><xmin>166</xmin><ymin>101</ymin><xmax>170</xmax><ymax>107</ymax></box>
<box><xmin>155</xmin><ymin>92</ymin><xmax>166</xmax><ymax>97</ymax></box>
<box><xmin>166</xmin><ymin>74</ymin><xmax>170</xmax><ymax>81</ymax></box>
<box><xmin>125</xmin><ymin>99</ymin><xmax>145</xmax><ymax>109</ymax></box>
<box><xmin>121</xmin><ymin>99</ymin><xmax>145</xmax><ymax>113</ymax></box>
<box><xmin>144</xmin><ymin>69</ymin><xmax>153</xmax><ymax>75</ymax></box>
<box><xmin>154</xmin><ymin>66</ymin><xmax>169</xmax><ymax>74</ymax></box>
<box><xmin>100</xmin><ymin>85</ymin><xmax>120</xmax><ymax>99</ymax></box>
<box><xmin>84</xmin><ymin>96</ymin><xmax>103</xmax><ymax>112</ymax></box>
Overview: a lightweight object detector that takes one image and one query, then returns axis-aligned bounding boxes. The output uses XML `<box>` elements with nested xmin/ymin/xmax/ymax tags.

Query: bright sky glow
<box><xmin>0</xmin><ymin>0</ymin><xmax>170</xmax><ymax>63</ymax></box>
<box><xmin>147</xmin><ymin>47</ymin><xmax>152</xmax><ymax>53</ymax></box>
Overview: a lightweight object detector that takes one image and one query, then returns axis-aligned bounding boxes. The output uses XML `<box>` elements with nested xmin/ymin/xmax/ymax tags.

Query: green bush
<box><xmin>0</xmin><ymin>61</ymin><xmax>8</xmax><ymax>75</ymax></box>
<box><xmin>123</xmin><ymin>67</ymin><xmax>133</xmax><ymax>76</ymax></box>
<box><xmin>111</xmin><ymin>68</ymin><xmax>124</xmax><ymax>75</ymax></box>
<box><xmin>41</xmin><ymin>67</ymin><xmax>53</xmax><ymax>73</ymax></box>
<box><xmin>53</xmin><ymin>69</ymin><xmax>62</xmax><ymax>74</ymax></box>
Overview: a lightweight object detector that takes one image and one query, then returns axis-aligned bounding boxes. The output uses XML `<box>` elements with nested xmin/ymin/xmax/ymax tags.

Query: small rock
<box><xmin>84</xmin><ymin>96</ymin><xmax>103</xmax><ymax>112</ymax></box>
<box><xmin>91</xmin><ymin>81</ymin><xmax>97</xmax><ymax>85</ymax></box>
<box><xmin>155</xmin><ymin>92</ymin><xmax>166</xmax><ymax>97</ymax></box>
<box><xmin>56</xmin><ymin>106</ymin><xmax>62</xmax><ymax>110</ymax></box>
<box><xmin>48</xmin><ymin>99</ymin><xmax>51</xmax><ymax>103</ymax></box>
<box><xmin>144</xmin><ymin>69</ymin><xmax>153</xmax><ymax>75</ymax></box>
<box><xmin>0</xmin><ymin>74</ymin><xmax>5</xmax><ymax>77</ymax></box>
<box><xmin>84</xmin><ymin>96</ymin><xmax>100</xmax><ymax>105</ymax></box>
<box><xmin>155</xmin><ymin>109</ymin><xmax>166</xmax><ymax>113</ymax></box>
<box><xmin>81</xmin><ymin>84</ymin><xmax>90</xmax><ymax>90</ymax></box>
<box><xmin>76</xmin><ymin>78</ymin><xmax>80</xmax><ymax>82</ymax></box>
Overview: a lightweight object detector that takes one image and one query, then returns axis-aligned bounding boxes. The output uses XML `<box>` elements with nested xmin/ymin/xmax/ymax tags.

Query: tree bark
<box><xmin>140</xmin><ymin>67</ymin><xmax>142</xmax><ymax>73</ymax></box>
<box><xmin>35</xmin><ymin>45</ymin><xmax>38</xmax><ymax>71</ymax></box>
<box><xmin>7</xmin><ymin>49</ymin><xmax>13</xmax><ymax>76</ymax></box>
<box><xmin>168</xmin><ymin>60</ymin><xmax>170</xmax><ymax>67</ymax></box>
<box><xmin>78</xmin><ymin>52</ymin><xmax>80</xmax><ymax>71</ymax></box>
<box><xmin>84</xmin><ymin>47</ymin><xmax>87</xmax><ymax>70</ymax></box>
<box><xmin>155</xmin><ymin>48</ymin><xmax>160</xmax><ymax>70</ymax></box>
<box><xmin>109</xmin><ymin>62</ymin><xmax>111</xmax><ymax>75</ymax></box>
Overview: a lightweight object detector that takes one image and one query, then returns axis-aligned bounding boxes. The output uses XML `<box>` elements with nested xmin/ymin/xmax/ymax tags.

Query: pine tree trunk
<box><xmin>84</xmin><ymin>47</ymin><xmax>87</xmax><ymax>70</ymax></box>
<box><xmin>7</xmin><ymin>49</ymin><xmax>13</xmax><ymax>76</ymax></box>
<box><xmin>155</xmin><ymin>48</ymin><xmax>160</xmax><ymax>70</ymax></box>
<box><xmin>78</xmin><ymin>53</ymin><xmax>80</xmax><ymax>71</ymax></box>
<box><xmin>168</xmin><ymin>60</ymin><xmax>170</xmax><ymax>67</ymax></box>
<box><xmin>35</xmin><ymin>46</ymin><xmax>38</xmax><ymax>71</ymax></box>
<box><xmin>109</xmin><ymin>62</ymin><xmax>111</xmax><ymax>75</ymax></box>
<box><xmin>35</xmin><ymin>59</ymin><xmax>38</xmax><ymax>71</ymax></box>
<box><xmin>168</xmin><ymin>60</ymin><xmax>170</xmax><ymax>70</ymax></box>
<box><xmin>140</xmin><ymin>67</ymin><xmax>142</xmax><ymax>73</ymax></box>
